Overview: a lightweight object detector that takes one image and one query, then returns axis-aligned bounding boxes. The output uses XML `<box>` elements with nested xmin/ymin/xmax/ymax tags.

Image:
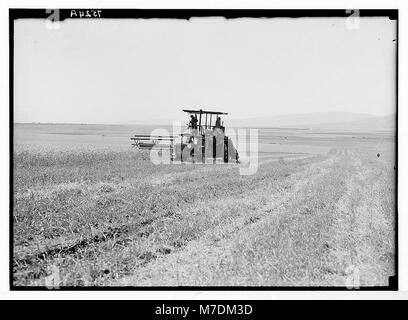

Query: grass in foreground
<box><xmin>13</xmin><ymin>142</ymin><xmax>395</xmax><ymax>287</ymax></box>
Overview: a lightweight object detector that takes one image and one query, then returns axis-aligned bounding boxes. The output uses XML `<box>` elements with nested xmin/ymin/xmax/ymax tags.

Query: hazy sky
<box><xmin>14</xmin><ymin>17</ymin><xmax>396</xmax><ymax>124</ymax></box>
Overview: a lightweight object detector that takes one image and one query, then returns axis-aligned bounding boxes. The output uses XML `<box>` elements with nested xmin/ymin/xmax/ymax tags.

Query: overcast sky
<box><xmin>14</xmin><ymin>17</ymin><xmax>396</xmax><ymax>124</ymax></box>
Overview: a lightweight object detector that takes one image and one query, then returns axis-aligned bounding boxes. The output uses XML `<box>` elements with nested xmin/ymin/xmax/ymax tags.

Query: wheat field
<box><xmin>12</xmin><ymin>124</ymin><xmax>396</xmax><ymax>287</ymax></box>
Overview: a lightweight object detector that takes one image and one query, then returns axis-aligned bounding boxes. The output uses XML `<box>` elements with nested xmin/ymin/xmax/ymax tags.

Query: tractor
<box><xmin>131</xmin><ymin>109</ymin><xmax>239</xmax><ymax>163</ymax></box>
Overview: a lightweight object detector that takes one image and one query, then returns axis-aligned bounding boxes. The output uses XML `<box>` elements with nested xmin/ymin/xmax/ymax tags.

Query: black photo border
<box><xmin>9</xmin><ymin>8</ymin><xmax>399</xmax><ymax>291</ymax></box>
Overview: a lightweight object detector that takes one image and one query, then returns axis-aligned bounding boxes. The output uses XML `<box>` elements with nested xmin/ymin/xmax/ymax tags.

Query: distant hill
<box><xmin>228</xmin><ymin>112</ymin><xmax>395</xmax><ymax>131</ymax></box>
<box><xmin>116</xmin><ymin>112</ymin><xmax>395</xmax><ymax>132</ymax></box>
<box><xmin>312</xmin><ymin>114</ymin><xmax>396</xmax><ymax>131</ymax></box>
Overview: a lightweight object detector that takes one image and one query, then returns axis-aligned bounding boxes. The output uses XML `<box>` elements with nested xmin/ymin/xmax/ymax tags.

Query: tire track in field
<box><xmin>13</xmin><ymin>155</ymin><xmax>325</xmax><ymax>285</ymax></box>
<box><xmin>117</xmin><ymin>155</ymin><xmax>336</xmax><ymax>286</ymax></box>
<box><xmin>125</xmin><ymin>149</ymin><xmax>393</xmax><ymax>287</ymax></box>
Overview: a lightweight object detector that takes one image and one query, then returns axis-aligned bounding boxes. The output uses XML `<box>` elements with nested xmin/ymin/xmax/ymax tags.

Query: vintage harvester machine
<box><xmin>131</xmin><ymin>109</ymin><xmax>239</xmax><ymax>163</ymax></box>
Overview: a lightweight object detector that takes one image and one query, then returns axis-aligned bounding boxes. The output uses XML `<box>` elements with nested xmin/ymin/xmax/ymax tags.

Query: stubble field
<box><xmin>13</xmin><ymin>124</ymin><xmax>396</xmax><ymax>287</ymax></box>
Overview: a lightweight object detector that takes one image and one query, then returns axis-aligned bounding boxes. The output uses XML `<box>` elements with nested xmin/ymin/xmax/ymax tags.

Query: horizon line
<box><xmin>13</xmin><ymin>111</ymin><xmax>396</xmax><ymax>126</ymax></box>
